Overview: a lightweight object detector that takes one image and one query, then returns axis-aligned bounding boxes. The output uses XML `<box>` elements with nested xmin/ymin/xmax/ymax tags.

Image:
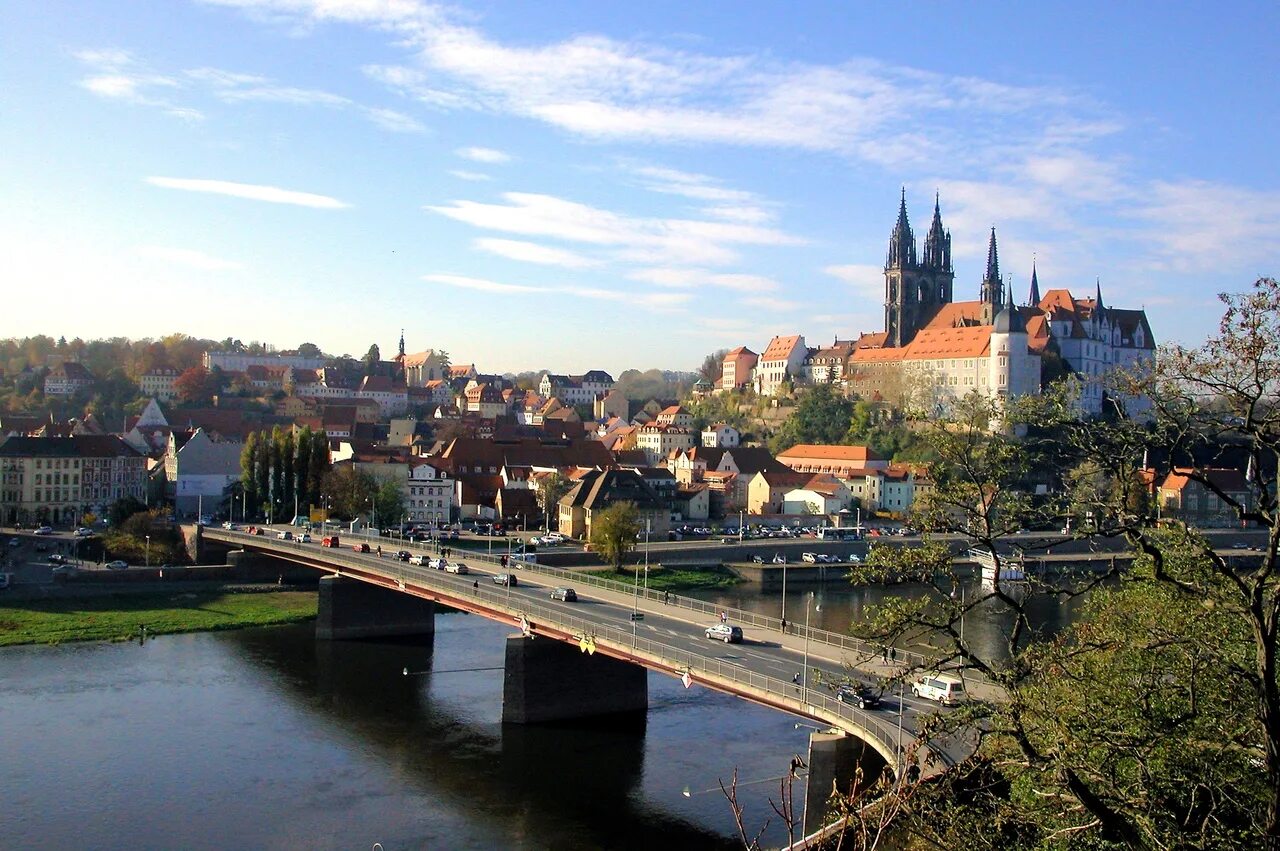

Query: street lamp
<box><xmin>780</xmin><ymin>557</ymin><xmax>788</xmax><ymax>628</ymax></box>
<box><xmin>802</xmin><ymin>591</ymin><xmax>815</xmax><ymax>702</ymax></box>
<box><xmin>145</xmin><ymin>534</ymin><xmax>150</xmax><ymax>567</ymax></box>
<box><xmin>643</xmin><ymin>517</ymin><xmax>650</xmax><ymax>596</ymax></box>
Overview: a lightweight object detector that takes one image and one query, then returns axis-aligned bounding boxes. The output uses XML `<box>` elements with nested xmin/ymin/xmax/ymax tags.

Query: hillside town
<box><xmin>0</xmin><ymin>197</ymin><xmax>1237</xmax><ymax>541</ymax></box>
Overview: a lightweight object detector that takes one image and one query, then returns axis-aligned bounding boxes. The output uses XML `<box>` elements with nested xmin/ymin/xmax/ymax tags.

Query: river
<box><xmin>0</xmin><ymin>579</ymin><xmax>1088</xmax><ymax>849</ymax></box>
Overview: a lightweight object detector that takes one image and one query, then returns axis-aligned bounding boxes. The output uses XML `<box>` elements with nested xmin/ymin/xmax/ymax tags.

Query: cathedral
<box><xmin>847</xmin><ymin>192</ymin><xmax>1156</xmax><ymax>417</ymax></box>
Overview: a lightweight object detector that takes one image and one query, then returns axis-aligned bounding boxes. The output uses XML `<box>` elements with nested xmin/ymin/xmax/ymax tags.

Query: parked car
<box><xmin>34</xmin><ymin>526</ymin><xmax>54</xmax><ymax>536</ymax></box>
<box><xmin>105</xmin><ymin>560</ymin><xmax>128</xmax><ymax>570</ymax></box>
<box><xmin>74</xmin><ymin>527</ymin><xmax>94</xmax><ymax>537</ymax></box>
<box><xmin>550</xmin><ymin>587</ymin><xmax>577</xmax><ymax>602</ymax></box>
<box><xmin>493</xmin><ymin>573</ymin><xmax>517</xmax><ymax>586</ymax></box>
<box><xmin>444</xmin><ymin>562</ymin><xmax>469</xmax><ymax>575</ymax></box>
<box><xmin>352</xmin><ymin>543</ymin><xmax>370</xmax><ymax>553</ymax></box>
<box><xmin>705</xmin><ymin>623</ymin><xmax>743</xmax><ymax>643</ymax></box>
<box><xmin>834</xmin><ymin>684</ymin><xmax>883</xmax><ymax>710</ymax></box>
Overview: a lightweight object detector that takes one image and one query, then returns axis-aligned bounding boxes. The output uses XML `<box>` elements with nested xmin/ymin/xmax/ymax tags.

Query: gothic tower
<box><xmin>884</xmin><ymin>191</ymin><xmax>954</xmax><ymax>348</ymax></box>
<box><xmin>979</xmin><ymin>228</ymin><xmax>1003</xmax><ymax>325</ymax></box>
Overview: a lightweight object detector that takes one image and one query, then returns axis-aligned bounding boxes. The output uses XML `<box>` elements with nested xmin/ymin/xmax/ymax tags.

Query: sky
<box><xmin>2</xmin><ymin>1</ymin><xmax>1277</xmax><ymax>375</ymax></box>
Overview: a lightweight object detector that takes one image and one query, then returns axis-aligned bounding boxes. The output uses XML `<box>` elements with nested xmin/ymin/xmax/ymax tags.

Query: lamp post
<box><xmin>780</xmin><ymin>557</ymin><xmax>788</xmax><ymax>627</ymax></box>
<box><xmin>145</xmin><ymin>534</ymin><xmax>150</xmax><ymax>567</ymax></box>
<box><xmin>643</xmin><ymin>517</ymin><xmax>650</xmax><ymax>596</ymax></box>
<box><xmin>802</xmin><ymin>591</ymin><xmax>815</xmax><ymax>702</ymax></box>
<box><xmin>951</xmin><ymin>581</ymin><xmax>967</xmax><ymax>689</ymax></box>
<box><xmin>738</xmin><ymin>509</ymin><xmax>744</xmax><ymax>543</ymax></box>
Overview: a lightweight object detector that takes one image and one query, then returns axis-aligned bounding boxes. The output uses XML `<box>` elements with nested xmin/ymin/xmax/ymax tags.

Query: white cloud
<box><xmin>823</xmin><ymin>264</ymin><xmax>883</xmax><ymax>301</ymax></box>
<box><xmin>456</xmin><ymin>146</ymin><xmax>511</xmax><ymax>163</ymax></box>
<box><xmin>145</xmin><ymin>176</ymin><xmax>349</xmax><ymax>209</ymax></box>
<box><xmin>448</xmin><ymin>169</ymin><xmax>492</xmax><ymax>181</ymax></box>
<box><xmin>428</xmin><ymin>191</ymin><xmax>804</xmax><ymax>268</ymax></box>
<box><xmin>472</xmin><ymin>238</ymin><xmax>599</xmax><ymax>268</ymax></box>
<box><xmin>136</xmin><ymin>245</ymin><xmax>243</xmax><ymax>271</ymax></box>
<box><xmin>742</xmin><ymin>295</ymin><xmax>802</xmax><ymax>311</ymax></box>
<box><xmin>1132</xmin><ymin>180</ymin><xmax>1280</xmax><ymax>273</ymax></box>
<box><xmin>363</xmin><ymin>106</ymin><xmax>426</xmax><ymax>132</ymax></box>
<box><xmin>626</xmin><ymin>268</ymin><xmax>778</xmax><ymax>292</ymax></box>
<box><xmin>422</xmin><ymin>272</ymin><xmax>690</xmax><ymax>310</ymax></box>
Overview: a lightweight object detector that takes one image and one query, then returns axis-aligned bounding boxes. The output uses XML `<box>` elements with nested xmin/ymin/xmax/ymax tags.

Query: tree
<box><xmin>296</xmin><ymin>342</ymin><xmax>323</xmax><ymax>359</ymax></box>
<box><xmin>698</xmin><ymin>348</ymin><xmax>730</xmax><ymax>384</ymax></box>
<box><xmin>107</xmin><ymin>495</ymin><xmax>148</xmax><ymax>528</ymax></box>
<box><xmin>173</xmin><ymin>366</ymin><xmax>213</xmax><ymax>405</ymax></box>
<box><xmin>307</xmin><ymin>430</ymin><xmax>330</xmax><ymax>511</ymax></box>
<box><xmin>535</xmin><ymin>472</ymin><xmax>572</xmax><ymax>530</ymax></box>
<box><xmin>768</xmin><ymin>383</ymin><xmax>854</xmax><ymax>453</ymax></box>
<box><xmin>281</xmin><ymin>367</ymin><xmax>297</xmax><ymax>397</ymax></box>
<box><xmin>589</xmin><ymin>501</ymin><xmax>641</xmax><ymax>571</ymax></box>
<box><xmin>374</xmin><ymin>478</ymin><xmax>405</xmax><ymax>529</ymax></box>
<box><xmin>240</xmin><ymin>431</ymin><xmax>260</xmax><ymax>517</ymax></box>
<box><xmin>362</xmin><ymin>344</ymin><xmax>381</xmax><ymax>376</ymax></box>
<box><xmin>321</xmin><ymin>465</ymin><xmax>378</xmax><ymax>521</ymax></box>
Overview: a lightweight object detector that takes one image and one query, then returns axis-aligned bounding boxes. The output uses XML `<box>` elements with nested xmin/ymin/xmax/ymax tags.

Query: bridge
<box><xmin>200</xmin><ymin>526</ymin><xmax>982</xmax><ymax>832</ymax></box>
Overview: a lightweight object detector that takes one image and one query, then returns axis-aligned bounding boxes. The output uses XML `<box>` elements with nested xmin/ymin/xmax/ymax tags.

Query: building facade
<box><xmin>0</xmin><ymin>435</ymin><xmax>146</xmax><ymax>525</ymax></box>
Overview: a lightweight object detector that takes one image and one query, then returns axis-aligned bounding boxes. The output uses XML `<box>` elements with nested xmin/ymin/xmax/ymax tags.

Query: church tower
<box><xmin>885</xmin><ymin>191</ymin><xmax>955</xmax><ymax>348</ymax></box>
<box><xmin>979</xmin><ymin>228</ymin><xmax>1004</xmax><ymax>325</ymax></box>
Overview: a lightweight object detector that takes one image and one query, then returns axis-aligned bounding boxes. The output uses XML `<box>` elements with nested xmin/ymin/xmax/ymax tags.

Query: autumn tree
<box><xmin>173</xmin><ymin>366</ymin><xmax>214</xmax><ymax>404</ymax></box>
<box><xmin>535</xmin><ymin>472</ymin><xmax>572</xmax><ymax>531</ymax></box>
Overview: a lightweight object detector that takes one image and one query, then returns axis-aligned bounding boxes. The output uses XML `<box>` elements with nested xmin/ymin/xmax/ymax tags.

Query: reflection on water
<box><xmin>1</xmin><ymin>611</ymin><xmax>815</xmax><ymax>850</ymax></box>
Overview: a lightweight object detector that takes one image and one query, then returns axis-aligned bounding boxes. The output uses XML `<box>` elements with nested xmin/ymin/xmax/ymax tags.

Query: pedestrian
<box><xmin>720</xmin><ymin>611</ymin><xmax>727</xmax><ymax>624</ymax></box>
<box><xmin>890</xmin><ymin>647</ymin><xmax>897</xmax><ymax>663</ymax></box>
<box><xmin>472</xmin><ymin>580</ymin><xmax>478</xmax><ymax>590</ymax></box>
<box><xmin>376</xmin><ymin>545</ymin><xmax>382</xmax><ymax>557</ymax></box>
<box><xmin>792</xmin><ymin>672</ymin><xmax>800</xmax><ymax>684</ymax></box>
<box><xmin>882</xmin><ymin>646</ymin><xmax>889</xmax><ymax>664</ymax></box>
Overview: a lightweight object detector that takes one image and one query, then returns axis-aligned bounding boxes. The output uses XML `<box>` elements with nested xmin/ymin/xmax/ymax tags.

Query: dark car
<box><xmin>47</xmin><ymin>553</ymin><xmax>66</xmax><ymax>564</ymax></box>
<box><xmin>550</xmin><ymin>587</ymin><xmax>577</xmax><ymax>602</ymax></box>
<box><xmin>395</xmin><ymin>550</ymin><xmax>411</xmax><ymax>561</ymax></box>
<box><xmin>834</xmin><ymin>684</ymin><xmax>882</xmax><ymax>710</ymax></box>
<box><xmin>352</xmin><ymin>543</ymin><xmax>370</xmax><ymax>553</ymax></box>
<box><xmin>493</xmin><ymin>573</ymin><xmax>517</xmax><ymax>587</ymax></box>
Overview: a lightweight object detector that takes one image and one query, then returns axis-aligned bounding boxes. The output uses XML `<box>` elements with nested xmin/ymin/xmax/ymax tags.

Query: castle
<box><xmin>846</xmin><ymin>192</ymin><xmax>1156</xmax><ymax>417</ymax></box>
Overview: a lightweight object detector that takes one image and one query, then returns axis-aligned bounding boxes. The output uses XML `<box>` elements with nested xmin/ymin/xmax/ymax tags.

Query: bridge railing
<box><xmin>211</xmin><ymin>530</ymin><xmax>959</xmax><ymax>774</ymax></box>
<box><xmin>211</xmin><ymin>528</ymin><xmax>985</xmax><ymax>687</ymax></box>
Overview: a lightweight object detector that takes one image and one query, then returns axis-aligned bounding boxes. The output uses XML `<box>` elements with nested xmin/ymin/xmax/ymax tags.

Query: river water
<box><xmin>0</xmin><ymin>581</ymin><xmax>1086</xmax><ymax>850</ymax></box>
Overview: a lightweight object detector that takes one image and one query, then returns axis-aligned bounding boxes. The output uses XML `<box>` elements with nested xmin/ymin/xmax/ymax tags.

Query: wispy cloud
<box><xmin>456</xmin><ymin>146</ymin><xmax>511</xmax><ymax>163</ymax></box>
<box><xmin>627</xmin><ymin>268</ymin><xmax>780</xmax><ymax>292</ymax></box>
<box><xmin>74</xmin><ymin>49</ymin><xmax>204</xmax><ymax>120</ymax></box>
<box><xmin>423</xmin><ymin>272</ymin><xmax>690</xmax><ymax>310</ymax></box>
<box><xmin>448</xmin><ymin>169</ymin><xmax>492</xmax><ymax>181</ymax></box>
<box><xmin>136</xmin><ymin>245</ymin><xmax>244</xmax><ymax>271</ymax></box>
<box><xmin>145</xmin><ymin>176</ymin><xmax>349</xmax><ymax>209</ymax></box>
<box><xmin>823</xmin><ymin>264</ymin><xmax>883</xmax><ymax>301</ymax></box>
<box><xmin>363</xmin><ymin>106</ymin><xmax>426</xmax><ymax>132</ymax></box>
<box><xmin>428</xmin><ymin>191</ymin><xmax>804</xmax><ymax>267</ymax></box>
<box><xmin>473</xmin><ymin>238</ymin><xmax>600</xmax><ymax>268</ymax></box>
<box><xmin>1132</xmin><ymin>180</ymin><xmax>1280</xmax><ymax>273</ymax></box>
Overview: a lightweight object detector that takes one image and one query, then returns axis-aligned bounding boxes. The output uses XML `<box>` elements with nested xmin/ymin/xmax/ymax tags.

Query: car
<box><xmin>911</xmin><ymin>672</ymin><xmax>967</xmax><ymax>706</ymax></box>
<box><xmin>444</xmin><ymin>562</ymin><xmax>468</xmax><ymax>575</ymax></box>
<box><xmin>394</xmin><ymin>550</ymin><xmax>411</xmax><ymax>561</ymax></box>
<box><xmin>493</xmin><ymin>573</ymin><xmax>517</xmax><ymax>586</ymax></box>
<box><xmin>816</xmin><ymin>553</ymin><xmax>835</xmax><ymax>563</ymax></box>
<box><xmin>801</xmin><ymin>552</ymin><xmax>818</xmax><ymax>563</ymax></box>
<box><xmin>431</xmin><ymin>557</ymin><xmax>448</xmax><ymax>570</ymax></box>
<box><xmin>51</xmin><ymin>564</ymin><xmax>78</xmax><ymax>578</ymax></box>
<box><xmin>542</xmin><ymin>532</ymin><xmax>566</xmax><ymax>544</ymax></box>
<box><xmin>297</xmin><ymin>533</ymin><xmax>312</xmax><ymax>543</ymax></box>
<box><xmin>1233</xmin><ymin>542</ymin><xmax>1249</xmax><ymax>549</ymax></box>
<box><xmin>408</xmin><ymin>553</ymin><xmax>428</xmax><ymax>566</ymax></box>
<box><xmin>276</xmin><ymin>530</ymin><xmax>293</xmax><ymax>541</ymax></box>
<box><xmin>847</xmin><ymin>554</ymin><xmax>862</xmax><ymax>563</ymax></box>
<box><xmin>47</xmin><ymin>553</ymin><xmax>65</xmax><ymax>564</ymax></box>
<box><xmin>321</xmin><ymin>535</ymin><xmax>340</xmax><ymax>548</ymax></box>
<box><xmin>34</xmin><ymin>526</ymin><xmax>54</xmax><ymax>536</ymax></box>
<box><xmin>771</xmin><ymin>554</ymin><xmax>787</xmax><ymax>564</ymax></box>
<box><xmin>550</xmin><ymin>587</ymin><xmax>577</xmax><ymax>602</ymax></box>
<box><xmin>705</xmin><ymin>623</ymin><xmax>743</xmax><ymax>643</ymax></box>
<box><xmin>352</xmin><ymin>543</ymin><xmax>370</xmax><ymax>553</ymax></box>
<box><xmin>74</xmin><ymin>527</ymin><xmax>94</xmax><ymax>537</ymax></box>
<box><xmin>834</xmin><ymin>684</ymin><xmax>883</xmax><ymax>710</ymax></box>
<box><xmin>105</xmin><ymin>560</ymin><xmax>128</xmax><ymax>570</ymax></box>
<box><xmin>252</xmin><ymin>527</ymin><xmax>266</xmax><ymax>536</ymax></box>
<box><xmin>7</xmin><ymin>538</ymin><xmax>20</xmax><ymax>547</ymax></box>
<box><xmin>751</xmin><ymin>555</ymin><xmax>764</xmax><ymax>564</ymax></box>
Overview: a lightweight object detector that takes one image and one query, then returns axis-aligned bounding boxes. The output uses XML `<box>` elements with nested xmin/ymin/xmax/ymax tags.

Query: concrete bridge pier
<box><xmin>316</xmin><ymin>575</ymin><xmax>436</xmax><ymax>640</ymax></box>
<box><xmin>802</xmin><ymin>732</ymin><xmax>884</xmax><ymax>835</ymax></box>
<box><xmin>501</xmin><ymin>635</ymin><xmax>648</xmax><ymax>724</ymax></box>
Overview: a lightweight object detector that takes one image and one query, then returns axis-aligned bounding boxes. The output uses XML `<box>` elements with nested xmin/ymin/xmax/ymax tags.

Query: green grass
<box><xmin>0</xmin><ymin>590</ymin><xmax>318</xmax><ymax>646</ymax></box>
<box><xmin>582</xmin><ymin>565</ymin><xmax>743</xmax><ymax>592</ymax></box>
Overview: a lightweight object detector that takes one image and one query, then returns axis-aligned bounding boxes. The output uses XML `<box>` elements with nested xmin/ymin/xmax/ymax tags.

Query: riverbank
<box><xmin>0</xmin><ymin>588</ymin><xmax>318</xmax><ymax>646</ymax></box>
<box><xmin>582</xmin><ymin>565</ymin><xmax>743</xmax><ymax>592</ymax></box>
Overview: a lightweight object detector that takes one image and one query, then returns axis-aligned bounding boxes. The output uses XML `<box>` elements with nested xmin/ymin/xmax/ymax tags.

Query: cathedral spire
<box><xmin>1094</xmin><ymin>278</ymin><xmax>1105</xmax><ymax>312</ymax></box>
<box><xmin>922</xmin><ymin>190</ymin><xmax>951</xmax><ymax>271</ymax></box>
<box><xmin>398</xmin><ymin>329</ymin><xmax>405</xmax><ymax>358</ymax></box>
<box><xmin>1028</xmin><ymin>260</ymin><xmax>1041</xmax><ymax>306</ymax></box>
<box><xmin>984</xmin><ymin>227</ymin><xmax>1000</xmax><ymax>285</ymax></box>
<box><xmin>980</xmin><ymin>227</ymin><xmax>1003</xmax><ymax>311</ymax></box>
<box><xmin>886</xmin><ymin>188</ymin><xmax>917</xmax><ymax>269</ymax></box>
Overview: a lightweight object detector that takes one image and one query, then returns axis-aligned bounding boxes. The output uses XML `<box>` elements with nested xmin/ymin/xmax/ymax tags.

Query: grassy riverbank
<box><xmin>0</xmin><ymin>590</ymin><xmax>318</xmax><ymax>646</ymax></box>
<box><xmin>583</xmin><ymin>565</ymin><xmax>743</xmax><ymax>592</ymax></box>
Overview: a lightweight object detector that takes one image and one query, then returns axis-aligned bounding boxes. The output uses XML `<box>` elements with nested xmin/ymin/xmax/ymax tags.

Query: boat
<box><xmin>968</xmin><ymin>547</ymin><xmax>1027</xmax><ymax>583</ymax></box>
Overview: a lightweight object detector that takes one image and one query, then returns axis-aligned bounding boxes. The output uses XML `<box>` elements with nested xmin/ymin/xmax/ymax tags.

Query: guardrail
<box><xmin>208</xmin><ymin>526</ymin><xmax>988</xmax><ymax>687</ymax></box>
<box><xmin>209</xmin><ymin>529</ymin><xmax>941</xmax><ymax>772</ymax></box>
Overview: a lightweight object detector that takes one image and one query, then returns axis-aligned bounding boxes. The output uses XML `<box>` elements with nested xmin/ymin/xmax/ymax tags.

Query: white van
<box><xmin>911</xmin><ymin>672</ymin><xmax>966</xmax><ymax>706</ymax></box>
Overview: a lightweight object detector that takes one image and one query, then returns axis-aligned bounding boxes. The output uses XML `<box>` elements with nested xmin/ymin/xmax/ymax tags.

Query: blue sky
<box><xmin>2</xmin><ymin>1</ymin><xmax>1277</xmax><ymax>375</ymax></box>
